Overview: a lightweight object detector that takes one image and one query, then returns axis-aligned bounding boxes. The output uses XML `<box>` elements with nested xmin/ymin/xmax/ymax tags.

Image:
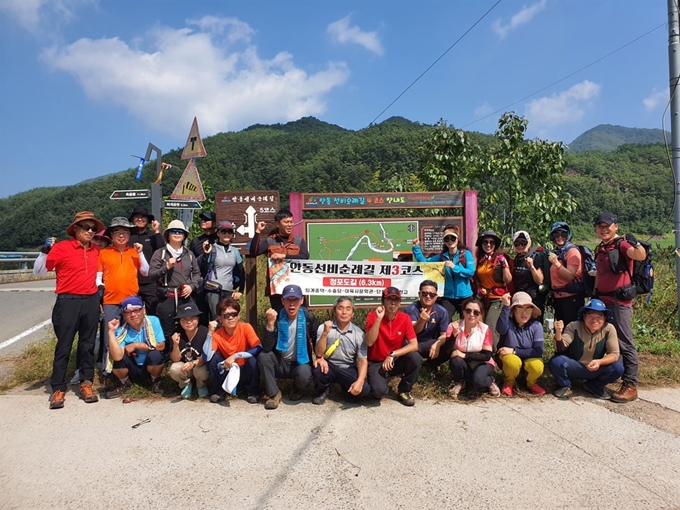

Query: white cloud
<box><xmin>40</xmin><ymin>17</ymin><xmax>350</xmax><ymax>137</ymax></box>
<box><xmin>491</xmin><ymin>0</ymin><xmax>547</xmax><ymax>39</ymax></box>
<box><xmin>474</xmin><ymin>102</ymin><xmax>493</xmax><ymax>117</ymax></box>
<box><xmin>643</xmin><ymin>88</ymin><xmax>668</xmax><ymax>112</ymax></box>
<box><xmin>187</xmin><ymin>16</ymin><xmax>255</xmax><ymax>43</ymax></box>
<box><xmin>0</xmin><ymin>0</ymin><xmax>93</xmax><ymax>34</ymax></box>
<box><xmin>524</xmin><ymin>80</ymin><xmax>601</xmax><ymax>127</ymax></box>
<box><xmin>327</xmin><ymin>14</ymin><xmax>384</xmax><ymax>56</ymax></box>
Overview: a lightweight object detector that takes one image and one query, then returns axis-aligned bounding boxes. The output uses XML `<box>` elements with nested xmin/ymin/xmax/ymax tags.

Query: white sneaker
<box><xmin>449</xmin><ymin>381</ymin><xmax>466</xmax><ymax>398</ymax></box>
<box><xmin>69</xmin><ymin>370</ymin><xmax>81</xmax><ymax>385</ymax></box>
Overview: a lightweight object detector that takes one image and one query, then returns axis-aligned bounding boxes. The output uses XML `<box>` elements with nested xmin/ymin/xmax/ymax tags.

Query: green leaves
<box><xmin>419</xmin><ymin>112</ymin><xmax>573</xmax><ymax>245</ymax></box>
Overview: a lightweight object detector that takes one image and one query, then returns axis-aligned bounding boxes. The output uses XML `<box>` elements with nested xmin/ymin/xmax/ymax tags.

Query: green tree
<box><xmin>419</xmin><ymin>112</ymin><xmax>577</xmax><ymax>245</ymax></box>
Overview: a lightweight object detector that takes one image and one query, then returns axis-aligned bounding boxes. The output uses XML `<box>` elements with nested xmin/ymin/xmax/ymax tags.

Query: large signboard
<box><xmin>304</xmin><ymin>217</ymin><xmax>462</xmax><ymax>306</ymax></box>
<box><xmin>302</xmin><ymin>192</ymin><xmax>463</xmax><ymax>210</ymax></box>
<box><xmin>269</xmin><ymin>260</ymin><xmax>445</xmax><ymax>307</ymax></box>
<box><xmin>215</xmin><ymin>191</ymin><xmax>280</xmax><ymax>246</ymax></box>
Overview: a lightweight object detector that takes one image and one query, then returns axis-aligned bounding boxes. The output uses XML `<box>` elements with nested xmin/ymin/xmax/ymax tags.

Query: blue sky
<box><xmin>0</xmin><ymin>0</ymin><xmax>668</xmax><ymax>198</ymax></box>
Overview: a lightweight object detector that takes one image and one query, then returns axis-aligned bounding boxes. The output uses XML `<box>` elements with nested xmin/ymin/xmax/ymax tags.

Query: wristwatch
<box><xmin>389</xmin><ymin>351</ymin><xmax>396</xmax><ymax>358</ymax></box>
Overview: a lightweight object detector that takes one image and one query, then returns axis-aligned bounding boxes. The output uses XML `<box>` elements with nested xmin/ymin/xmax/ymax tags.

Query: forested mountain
<box><xmin>0</xmin><ymin>117</ymin><xmax>673</xmax><ymax>250</ymax></box>
<box><xmin>569</xmin><ymin>124</ymin><xmax>668</xmax><ymax>152</ymax></box>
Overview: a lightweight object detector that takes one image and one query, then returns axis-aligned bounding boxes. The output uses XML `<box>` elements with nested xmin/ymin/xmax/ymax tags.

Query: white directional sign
<box><xmin>216</xmin><ymin>191</ymin><xmax>280</xmax><ymax>246</ymax></box>
<box><xmin>110</xmin><ymin>189</ymin><xmax>150</xmax><ymax>200</ymax></box>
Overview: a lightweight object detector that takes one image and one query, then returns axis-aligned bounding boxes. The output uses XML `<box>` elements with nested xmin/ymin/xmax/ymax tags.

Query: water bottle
<box><xmin>45</xmin><ymin>237</ymin><xmax>54</xmax><ymax>247</ymax></box>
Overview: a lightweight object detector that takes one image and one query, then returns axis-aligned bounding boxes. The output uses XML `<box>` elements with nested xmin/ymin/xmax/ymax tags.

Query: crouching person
<box><xmin>168</xmin><ymin>302</ymin><xmax>210</xmax><ymax>399</ymax></box>
<box><xmin>258</xmin><ymin>285</ymin><xmax>318</xmax><ymax>410</ymax></box>
<box><xmin>496</xmin><ymin>292</ymin><xmax>546</xmax><ymax>396</ymax></box>
<box><xmin>207</xmin><ymin>297</ymin><xmax>262</xmax><ymax>404</ymax></box>
<box><xmin>365</xmin><ymin>287</ymin><xmax>421</xmax><ymax>407</ymax></box>
<box><xmin>105</xmin><ymin>296</ymin><xmax>166</xmax><ymax>398</ymax></box>
<box><xmin>549</xmin><ymin>299</ymin><xmax>624</xmax><ymax>400</ymax></box>
<box><xmin>312</xmin><ymin>297</ymin><xmax>370</xmax><ymax>405</ymax></box>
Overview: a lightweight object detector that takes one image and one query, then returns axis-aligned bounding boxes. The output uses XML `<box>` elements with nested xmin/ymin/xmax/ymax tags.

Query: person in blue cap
<box><xmin>258</xmin><ymin>284</ymin><xmax>318</xmax><ymax>409</ymax></box>
<box><xmin>549</xmin><ymin>299</ymin><xmax>624</xmax><ymax>400</ymax></box>
<box><xmin>105</xmin><ymin>296</ymin><xmax>166</xmax><ymax>398</ymax></box>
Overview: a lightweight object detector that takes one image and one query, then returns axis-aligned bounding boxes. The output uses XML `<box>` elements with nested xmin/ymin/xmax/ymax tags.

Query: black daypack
<box><xmin>552</xmin><ymin>244</ymin><xmax>597</xmax><ymax>297</ymax></box>
<box><xmin>608</xmin><ymin>238</ymin><xmax>654</xmax><ymax>301</ymax></box>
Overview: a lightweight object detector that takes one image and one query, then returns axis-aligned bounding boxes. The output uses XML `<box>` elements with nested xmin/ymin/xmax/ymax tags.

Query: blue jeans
<box><xmin>549</xmin><ymin>355</ymin><xmax>624</xmax><ymax>391</ymax></box>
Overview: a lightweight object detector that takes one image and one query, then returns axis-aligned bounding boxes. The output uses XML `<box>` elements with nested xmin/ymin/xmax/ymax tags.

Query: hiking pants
<box><xmin>257</xmin><ymin>350</ymin><xmax>312</xmax><ymax>398</ymax></box>
<box><xmin>549</xmin><ymin>355</ymin><xmax>624</xmax><ymax>392</ymax></box>
<box><xmin>313</xmin><ymin>361</ymin><xmax>370</xmax><ymax>397</ymax></box>
<box><xmin>449</xmin><ymin>356</ymin><xmax>495</xmax><ymax>389</ymax></box>
<box><xmin>367</xmin><ymin>352</ymin><xmax>422</xmax><ymax>398</ymax></box>
<box><xmin>606</xmin><ymin>302</ymin><xmax>638</xmax><ymax>386</ymax></box>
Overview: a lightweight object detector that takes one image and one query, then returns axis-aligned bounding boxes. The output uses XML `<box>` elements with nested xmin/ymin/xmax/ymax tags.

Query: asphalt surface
<box><xmin>0</xmin><ymin>386</ymin><xmax>679</xmax><ymax>510</ymax></box>
<box><xmin>0</xmin><ymin>279</ymin><xmax>55</xmax><ymax>356</ymax></box>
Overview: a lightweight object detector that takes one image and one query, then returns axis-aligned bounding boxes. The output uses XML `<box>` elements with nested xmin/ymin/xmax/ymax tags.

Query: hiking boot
<box><xmin>180</xmin><ymin>381</ymin><xmax>194</xmax><ymax>399</ymax></box>
<box><xmin>611</xmin><ymin>382</ymin><xmax>638</xmax><ymax>403</ymax></box>
<box><xmin>69</xmin><ymin>370</ymin><xmax>81</xmax><ymax>386</ymax></box>
<box><xmin>583</xmin><ymin>382</ymin><xmax>609</xmax><ymax>400</ymax></box>
<box><xmin>197</xmin><ymin>386</ymin><xmax>209</xmax><ymax>399</ymax></box>
<box><xmin>488</xmin><ymin>382</ymin><xmax>501</xmax><ymax>397</ymax></box>
<box><xmin>209</xmin><ymin>394</ymin><xmax>224</xmax><ymax>403</ymax></box>
<box><xmin>449</xmin><ymin>381</ymin><xmax>466</xmax><ymax>398</ymax></box>
<box><xmin>49</xmin><ymin>390</ymin><xmax>65</xmax><ymax>409</ymax></box>
<box><xmin>398</xmin><ymin>392</ymin><xmax>415</xmax><ymax>406</ymax></box>
<box><xmin>265</xmin><ymin>391</ymin><xmax>282</xmax><ymax>410</ymax></box>
<box><xmin>553</xmin><ymin>386</ymin><xmax>571</xmax><ymax>400</ymax></box>
<box><xmin>246</xmin><ymin>395</ymin><xmax>258</xmax><ymax>404</ymax></box>
<box><xmin>501</xmin><ymin>384</ymin><xmax>513</xmax><ymax>396</ymax></box>
<box><xmin>289</xmin><ymin>391</ymin><xmax>303</xmax><ymax>402</ymax></box>
<box><xmin>527</xmin><ymin>383</ymin><xmax>546</xmax><ymax>396</ymax></box>
<box><xmin>80</xmin><ymin>381</ymin><xmax>99</xmax><ymax>403</ymax></box>
<box><xmin>151</xmin><ymin>378</ymin><xmax>164</xmax><ymax>396</ymax></box>
<box><xmin>105</xmin><ymin>380</ymin><xmax>132</xmax><ymax>399</ymax></box>
<box><xmin>312</xmin><ymin>388</ymin><xmax>330</xmax><ymax>405</ymax></box>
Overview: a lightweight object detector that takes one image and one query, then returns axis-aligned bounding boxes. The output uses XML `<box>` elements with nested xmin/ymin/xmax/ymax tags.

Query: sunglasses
<box><xmin>482</xmin><ymin>240</ymin><xmax>495</xmax><ymax>245</ymax></box>
<box><xmin>463</xmin><ymin>308</ymin><xmax>482</xmax><ymax>317</ymax></box>
<box><xmin>168</xmin><ymin>229</ymin><xmax>185</xmax><ymax>235</ymax></box>
<box><xmin>78</xmin><ymin>224</ymin><xmax>97</xmax><ymax>232</ymax></box>
<box><xmin>553</xmin><ymin>232</ymin><xmax>568</xmax><ymax>238</ymax></box>
<box><xmin>514</xmin><ymin>240</ymin><xmax>527</xmax><ymax>247</ymax></box>
<box><xmin>218</xmin><ymin>229</ymin><xmax>234</xmax><ymax>235</ymax></box>
<box><xmin>443</xmin><ymin>235</ymin><xmax>458</xmax><ymax>242</ymax></box>
<box><xmin>420</xmin><ymin>291</ymin><xmax>437</xmax><ymax>298</ymax></box>
<box><xmin>221</xmin><ymin>312</ymin><xmax>239</xmax><ymax>319</ymax></box>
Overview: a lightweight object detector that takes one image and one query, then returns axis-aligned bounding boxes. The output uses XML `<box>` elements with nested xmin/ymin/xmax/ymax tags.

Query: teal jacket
<box><xmin>412</xmin><ymin>246</ymin><xmax>475</xmax><ymax>299</ymax></box>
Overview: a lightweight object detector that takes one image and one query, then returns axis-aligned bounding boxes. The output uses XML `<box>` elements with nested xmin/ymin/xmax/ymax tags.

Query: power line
<box><xmin>369</xmin><ymin>0</ymin><xmax>503</xmax><ymax>126</ymax></box>
<box><xmin>462</xmin><ymin>22</ymin><xmax>667</xmax><ymax>129</ymax></box>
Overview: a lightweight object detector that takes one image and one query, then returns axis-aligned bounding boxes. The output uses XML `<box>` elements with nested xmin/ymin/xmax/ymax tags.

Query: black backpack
<box><xmin>608</xmin><ymin>238</ymin><xmax>654</xmax><ymax>302</ymax></box>
<box><xmin>552</xmin><ymin>244</ymin><xmax>596</xmax><ymax>297</ymax></box>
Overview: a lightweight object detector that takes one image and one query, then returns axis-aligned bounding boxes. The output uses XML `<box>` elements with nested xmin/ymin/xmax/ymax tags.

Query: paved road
<box><xmin>0</xmin><ymin>387</ymin><xmax>679</xmax><ymax>510</ymax></box>
<box><xmin>0</xmin><ymin>279</ymin><xmax>55</xmax><ymax>356</ymax></box>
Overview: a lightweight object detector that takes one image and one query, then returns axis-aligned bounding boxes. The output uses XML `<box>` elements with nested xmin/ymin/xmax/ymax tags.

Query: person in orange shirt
<box><xmin>207</xmin><ymin>297</ymin><xmax>262</xmax><ymax>404</ymax></box>
<box><xmin>97</xmin><ymin>217</ymin><xmax>149</xmax><ymax>371</ymax></box>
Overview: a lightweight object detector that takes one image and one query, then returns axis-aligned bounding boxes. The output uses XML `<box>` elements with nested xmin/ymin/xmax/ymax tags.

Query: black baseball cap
<box><xmin>594</xmin><ymin>212</ymin><xmax>617</xmax><ymax>226</ymax></box>
<box><xmin>199</xmin><ymin>211</ymin><xmax>216</xmax><ymax>222</ymax></box>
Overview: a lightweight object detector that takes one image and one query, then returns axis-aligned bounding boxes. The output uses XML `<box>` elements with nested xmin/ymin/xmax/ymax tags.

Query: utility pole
<box><xmin>144</xmin><ymin>143</ymin><xmax>163</xmax><ymax>230</ymax></box>
<box><xmin>669</xmin><ymin>0</ymin><xmax>680</xmax><ymax>336</ymax></box>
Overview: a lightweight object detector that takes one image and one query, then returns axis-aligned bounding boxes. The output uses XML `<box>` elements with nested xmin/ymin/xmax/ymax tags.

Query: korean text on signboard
<box><xmin>302</xmin><ymin>192</ymin><xmax>463</xmax><ymax>210</ymax></box>
<box><xmin>215</xmin><ymin>191</ymin><xmax>280</xmax><ymax>246</ymax></box>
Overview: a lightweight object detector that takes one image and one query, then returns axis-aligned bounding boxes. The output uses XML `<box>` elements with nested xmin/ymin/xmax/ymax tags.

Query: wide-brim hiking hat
<box><xmin>66</xmin><ymin>211</ymin><xmax>105</xmax><ymax>238</ymax></box>
<box><xmin>510</xmin><ymin>291</ymin><xmax>541</xmax><ymax>319</ymax></box>
<box><xmin>128</xmin><ymin>205</ymin><xmax>154</xmax><ymax>223</ymax></box>
<box><xmin>476</xmin><ymin>230</ymin><xmax>501</xmax><ymax>249</ymax></box>
<box><xmin>93</xmin><ymin>230</ymin><xmax>111</xmax><ymax>243</ymax></box>
<box><xmin>175</xmin><ymin>302</ymin><xmax>202</xmax><ymax>319</ymax></box>
<box><xmin>163</xmin><ymin>219</ymin><xmax>189</xmax><ymax>243</ymax></box>
<box><xmin>577</xmin><ymin>299</ymin><xmax>614</xmax><ymax>322</ymax></box>
<box><xmin>105</xmin><ymin>217</ymin><xmax>135</xmax><ymax>239</ymax></box>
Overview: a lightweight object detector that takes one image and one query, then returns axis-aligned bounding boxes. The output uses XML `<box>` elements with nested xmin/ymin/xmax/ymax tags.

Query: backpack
<box><xmin>608</xmin><ymin>238</ymin><xmax>654</xmax><ymax>302</ymax></box>
<box><xmin>552</xmin><ymin>244</ymin><xmax>596</xmax><ymax>297</ymax></box>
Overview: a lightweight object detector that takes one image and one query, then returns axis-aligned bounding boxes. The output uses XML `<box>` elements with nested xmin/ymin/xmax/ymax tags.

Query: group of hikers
<box><xmin>35</xmin><ymin>205</ymin><xmax>646</xmax><ymax>409</ymax></box>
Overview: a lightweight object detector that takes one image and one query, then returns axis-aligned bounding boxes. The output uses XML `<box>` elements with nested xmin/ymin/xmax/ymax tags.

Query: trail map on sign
<box><xmin>307</xmin><ymin>221</ymin><xmax>418</xmax><ymax>261</ymax></box>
